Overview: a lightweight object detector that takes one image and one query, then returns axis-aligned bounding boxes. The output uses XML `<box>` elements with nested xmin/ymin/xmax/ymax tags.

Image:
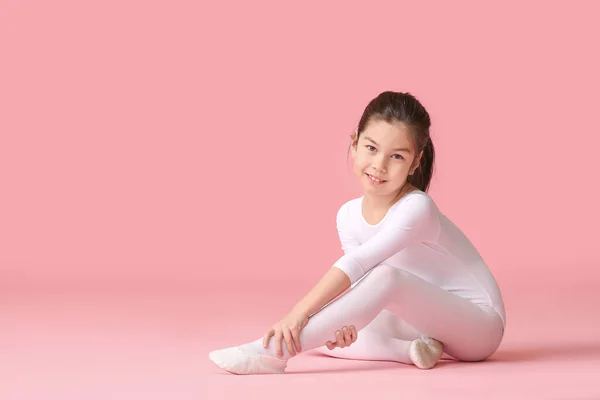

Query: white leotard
<box><xmin>332</xmin><ymin>189</ymin><xmax>506</xmax><ymax>328</ymax></box>
<box><xmin>209</xmin><ymin>188</ymin><xmax>506</xmax><ymax>369</ymax></box>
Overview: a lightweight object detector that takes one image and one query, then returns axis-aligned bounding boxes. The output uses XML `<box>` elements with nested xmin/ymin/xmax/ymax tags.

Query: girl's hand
<box><xmin>263</xmin><ymin>310</ymin><xmax>309</xmax><ymax>358</ymax></box>
<box><xmin>325</xmin><ymin>325</ymin><xmax>357</xmax><ymax>350</ymax></box>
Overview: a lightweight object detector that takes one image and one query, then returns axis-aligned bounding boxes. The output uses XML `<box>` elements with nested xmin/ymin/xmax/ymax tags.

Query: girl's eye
<box><xmin>366</xmin><ymin>145</ymin><xmax>404</xmax><ymax>160</ymax></box>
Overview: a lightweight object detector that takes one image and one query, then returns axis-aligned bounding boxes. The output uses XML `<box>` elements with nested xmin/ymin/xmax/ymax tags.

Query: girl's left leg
<box><xmin>315</xmin><ymin>309</ymin><xmax>458</xmax><ymax>364</ymax></box>
<box><xmin>315</xmin><ymin>325</ymin><xmax>415</xmax><ymax>363</ymax></box>
<box><xmin>313</xmin><ymin>309</ymin><xmax>420</xmax><ymax>363</ymax></box>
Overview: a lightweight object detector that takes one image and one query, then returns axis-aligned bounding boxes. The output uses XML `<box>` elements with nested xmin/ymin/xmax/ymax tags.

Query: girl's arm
<box><xmin>291</xmin><ymin>194</ymin><xmax>438</xmax><ymax>317</ymax></box>
<box><xmin>290</xmin><ymin>266</ymin><xmax>351</xmax><ymax>318</ymax></box>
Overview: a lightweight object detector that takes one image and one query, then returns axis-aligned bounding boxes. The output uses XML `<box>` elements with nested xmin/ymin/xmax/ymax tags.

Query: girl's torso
<box><xmin>349</xmin><ymin>188</ymin><xmax>506</xmax><ymax>326</ymax></box>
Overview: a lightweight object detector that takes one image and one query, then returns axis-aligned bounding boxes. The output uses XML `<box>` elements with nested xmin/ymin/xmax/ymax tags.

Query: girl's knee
<box><xmin>366</xmin><ymin>264</ymin><xmax>410</xmax><ymax>289</ymax></box>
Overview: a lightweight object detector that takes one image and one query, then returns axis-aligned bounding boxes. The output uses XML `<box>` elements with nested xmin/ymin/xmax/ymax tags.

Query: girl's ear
<box><xmin>350</xmin><ymin>131</ymin><xmax>358</xmax><ymax>158</ymax></box>
<box><xmin>411</xmin><ymin>150</ymin><xmax>424</xmax><ymax>174</ymax></box>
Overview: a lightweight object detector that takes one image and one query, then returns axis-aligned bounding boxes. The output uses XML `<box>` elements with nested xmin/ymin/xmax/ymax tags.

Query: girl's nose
<box><xmin>372</xmin><ymin>163</ymin><xmax>386</xmax><ymax>173</ymax></box>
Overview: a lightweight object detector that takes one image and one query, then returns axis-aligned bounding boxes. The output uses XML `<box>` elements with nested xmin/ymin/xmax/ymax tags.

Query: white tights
<box><xmin>256</xmin><ymin>264</ymin><xmax>504</xmax><ymax>363</ymax></box>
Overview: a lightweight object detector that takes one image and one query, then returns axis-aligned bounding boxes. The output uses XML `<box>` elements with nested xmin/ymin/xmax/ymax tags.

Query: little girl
<box><xmin>209</xmin><ymin>91</ymin><xmax>506</xmax><ymax>374</ymax></box>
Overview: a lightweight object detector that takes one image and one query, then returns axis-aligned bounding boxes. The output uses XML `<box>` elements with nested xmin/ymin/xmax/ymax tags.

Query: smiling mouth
<box><xmin>366</xmin><ymin>173</ymin><xmax>387</xmax><ymax>183</ymax></box>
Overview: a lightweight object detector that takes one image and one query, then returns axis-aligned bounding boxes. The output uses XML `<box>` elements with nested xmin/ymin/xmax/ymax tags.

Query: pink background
<box><xmin>1</xmin><ymin>1</ymin><xmax>599</xmax><ymax>399</ymax></box>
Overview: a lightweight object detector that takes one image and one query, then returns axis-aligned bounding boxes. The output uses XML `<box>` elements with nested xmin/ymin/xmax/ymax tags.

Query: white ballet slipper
<box><xmin>208</xmin><ymin>346</ymin><xmax>287</xmax><ymax>375</ymax></box>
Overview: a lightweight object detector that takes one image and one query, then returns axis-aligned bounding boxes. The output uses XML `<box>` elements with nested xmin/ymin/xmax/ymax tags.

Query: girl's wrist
<box><xmin>291</xmin><ymin>303</ymin><xmax>310</xmax><ymax>319</ymax></box>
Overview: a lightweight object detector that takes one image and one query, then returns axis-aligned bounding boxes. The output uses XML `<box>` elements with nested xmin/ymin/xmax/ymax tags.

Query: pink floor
<box><xmin>2</xmin><ymin>275</ymin><xmax>599</xmax><ymax>400</ymax></box>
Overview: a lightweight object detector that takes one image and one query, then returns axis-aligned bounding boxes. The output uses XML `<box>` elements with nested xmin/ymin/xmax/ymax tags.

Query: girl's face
<box><xmin>350</xmin><ymin>120</ymin><xmax>421</xmax><ymax>195</ymax></box>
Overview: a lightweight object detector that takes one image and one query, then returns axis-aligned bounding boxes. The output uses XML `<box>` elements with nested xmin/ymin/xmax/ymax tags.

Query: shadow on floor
<box><xmin>284</xmin><ymin>341</ymin><xmax>600</xmax><ymax>374</ymax></box>
<box><xmin>489</xmin><ymin>341</ymin><xmax>600</xmax><ymax>362</ymax></box>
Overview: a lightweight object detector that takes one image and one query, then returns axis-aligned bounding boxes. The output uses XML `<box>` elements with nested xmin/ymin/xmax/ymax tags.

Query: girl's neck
<box><xmin>363</xmin><ymin>182</ymin><xmax>417</xmax><ymax>210</ymax></box>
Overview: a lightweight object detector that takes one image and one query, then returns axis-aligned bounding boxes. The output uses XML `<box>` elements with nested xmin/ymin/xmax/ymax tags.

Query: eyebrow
<box><xmin>363</xmin><ymin>136</ymin><xmax>412</xmax><ymax>153</ymax></box>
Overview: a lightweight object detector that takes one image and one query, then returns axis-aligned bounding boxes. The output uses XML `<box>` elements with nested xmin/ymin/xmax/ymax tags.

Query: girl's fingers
<box><xmin>282</xmin><ymin>328</ymin><xmax>295</xmax><ymax>356</ymax></box>
<box><xmin>327</xmin><ymin>325</ymin><xmax>359</xmax><ymax>350</ymax></box>
<box><xmin>275</xmin><ymin>330</ymin><xmax>283</xmax><ymax>357</ymax></box>
<box><xmin>263</xmin><ymin>328</ymin><xmax>274</xmax><ymax>348</ymax></box>
<box><xmin>291</xmin><ymin>328</ymin><xmax>302</xmax><ymax>353</ymax></box>
<box><xmin>350</xmin><ymin>325</ymin><xmax>357</xmax><ymax>343</ymax></box>
<box><xmin>342</xmin><ymin>326</ymin><xmax>351</xmax><ymax>344</ymax></box>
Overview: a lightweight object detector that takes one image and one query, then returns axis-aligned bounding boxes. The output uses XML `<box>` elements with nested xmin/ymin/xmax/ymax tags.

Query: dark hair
<box><xmin>348</xmin><ymin>91</ymin><xmax>435</xmax><ymax>193</ymax></box>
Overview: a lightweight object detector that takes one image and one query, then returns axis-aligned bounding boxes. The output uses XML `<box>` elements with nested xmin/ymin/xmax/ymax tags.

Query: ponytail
<box><xmin>408</xmin><ymin>135</ymin><xmax>435</xmax><ymax>193</ymax></box>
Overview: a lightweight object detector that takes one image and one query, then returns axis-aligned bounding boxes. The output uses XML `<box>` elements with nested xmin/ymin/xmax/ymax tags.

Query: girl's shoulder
<box><xmin>389</xmin><ymin>188</ymin><xmax>440</xmax><ymax>220</ymax></box>
<box><xmin>397</xmin><ymin>187</ymin><xmax>433</xmax><ymax>205</ymax></box>
<box><xmin>336</xmin><ymin>196</ymin><xmax>362</xmax><ymax>219</ymax></box>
